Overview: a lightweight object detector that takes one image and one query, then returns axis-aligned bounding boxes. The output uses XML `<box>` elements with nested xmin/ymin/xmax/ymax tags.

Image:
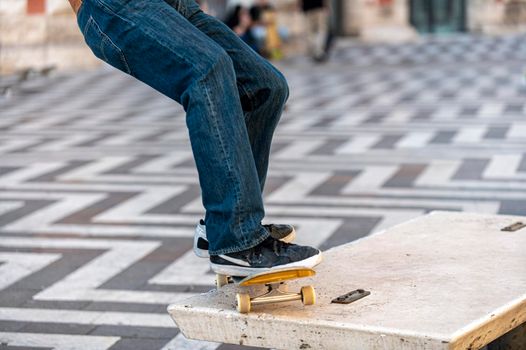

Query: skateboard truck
<box><xmin>236</xmin><ymin>283</ymin><xmax>315</xmax><ymax>313</ymax></box>
<box><xmin>217</xmin><ymin>267</ymin><xmax>316</xmax><ymax>313</ymax></box>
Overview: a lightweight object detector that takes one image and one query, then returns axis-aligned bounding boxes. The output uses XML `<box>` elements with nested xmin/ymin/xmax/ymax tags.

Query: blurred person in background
<box><xmin>250</xmin><ymin>0</ymin><xmax>284</xmax><ymax>60</ymax></box>
<box><xmin>300</xmin><ymin>0</ymin><xmax>330</xmax><ymax>62</ymax></box>
<box><xmin>261</xmin><ymin>5</ymin><xmax>284</xmax><ymax>60</ymax></box>
<box><xmin>224</xmin><ymin>5</ymin><xmax>261</xmax><ymax>54</ymax></box>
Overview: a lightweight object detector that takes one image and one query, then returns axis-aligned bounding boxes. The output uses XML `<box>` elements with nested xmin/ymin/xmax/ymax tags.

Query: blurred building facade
<box><xmin>269</xmin><ymin>0</ymin><xmax>526</xmax><ymax>42</ymax></box>
<box><xmin>0</xmin><ymin>0</ymin><xmax>99</xmax><ymax>74</ymax></box>
<box><xmin>2</xmin><ymin>0</ymin><xmax>526</xmax><ymax>74</ymax></box>
<box><xmin>341</xmin><ymin>0</ymin><xmax>526</xmax><ymax>40</ymax></box>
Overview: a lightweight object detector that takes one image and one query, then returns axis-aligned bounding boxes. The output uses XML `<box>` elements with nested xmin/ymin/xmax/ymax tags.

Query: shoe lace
<box><xmin>250</xmin><ymin>237</ymin><xmax>285</xmax><ymax>261</ymax></box>
<box><xmin>273</xmin><ymin>238</ymin><xmax>283</xmax><ymax>255</ymax></box>
<box><xmin>249</xmin><ymin>239</ymin><xmax>265</xmax><ymax>261</ymax></box>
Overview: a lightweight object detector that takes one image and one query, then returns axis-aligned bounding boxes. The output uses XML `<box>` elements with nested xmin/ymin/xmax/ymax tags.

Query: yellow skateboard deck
<box><xmin>238</xmin><ymin>267</ymin><xmax>315</xmax><ymax>286</ymax></box>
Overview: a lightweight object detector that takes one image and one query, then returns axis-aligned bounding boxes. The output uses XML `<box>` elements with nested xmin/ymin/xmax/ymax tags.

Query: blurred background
<box><xmin>2</xmin><ymin>0</ymin><xmax>526</xmax><ymax>73</ymax></box>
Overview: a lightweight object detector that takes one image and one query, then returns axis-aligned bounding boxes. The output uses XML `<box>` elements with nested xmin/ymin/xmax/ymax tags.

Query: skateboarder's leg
<box><xmin>76</xmin><ymin>0</ymin><xmax>269</xmax><ymax>254</ymax></box>
<box><xmin>177</xmin><ymin>1</ymin><xmax>289</xmax><ymax>190</ymax></box>
<box><xmin>162</xmin><ymin>1</ymin><xmax>295</xmax><ymax>258</ymax></box>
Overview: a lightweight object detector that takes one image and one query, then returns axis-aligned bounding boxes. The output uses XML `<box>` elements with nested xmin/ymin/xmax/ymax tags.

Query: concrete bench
<box><xmin>168</xmin><ymin>211</ymin><xmax>526</xmax><ymax>349</ymax></box>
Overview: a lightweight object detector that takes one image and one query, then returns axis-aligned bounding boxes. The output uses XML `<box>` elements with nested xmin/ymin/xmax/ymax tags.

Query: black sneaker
<box><xmin>193</xmin><ymin>220</ymin><xmax>296</xmax><ymax>258</ymax></box>
<box><xmin>209</xmin><ymin>236</ymin><xmax>322</xmax><ymax>276</ymax></box>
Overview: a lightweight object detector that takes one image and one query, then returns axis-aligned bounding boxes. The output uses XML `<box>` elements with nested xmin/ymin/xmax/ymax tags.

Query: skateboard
<box><xmin>216</xmin><ymin>267</ymin><xmax>316</xmax><ymax>313</ymax></box>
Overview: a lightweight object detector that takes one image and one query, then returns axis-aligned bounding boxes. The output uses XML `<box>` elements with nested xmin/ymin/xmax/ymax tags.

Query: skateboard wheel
<box><xmin>216</xmin><ymin>274</ymin><xmax>229</xmax><ymax>288</ymax></box>
<box><xmin>301</xmin><ymin>285</ymin><xmax>316</xmax><ymax>306</ymax></box>
<box><xmin>236</xmin><ymin>293</ymin><xmax>251</xmax><ymax>313</ymax></box>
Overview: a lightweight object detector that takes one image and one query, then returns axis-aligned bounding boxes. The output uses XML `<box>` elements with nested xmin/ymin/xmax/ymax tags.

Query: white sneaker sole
<box><xmin>210</xmin><ymin>251</ymin><xmax>323</xmax><ymax>277</ymax></box>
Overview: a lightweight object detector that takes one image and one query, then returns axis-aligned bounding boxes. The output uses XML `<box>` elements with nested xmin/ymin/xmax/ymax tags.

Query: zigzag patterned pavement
<box><xmin>0</xmin><ymin>33</ymin><xmax>525</xmax><ymax>349</ymax></box>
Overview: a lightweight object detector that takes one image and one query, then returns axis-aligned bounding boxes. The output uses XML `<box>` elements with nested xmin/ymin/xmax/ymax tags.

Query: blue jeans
<box><xmin>76</xmin><ymin>0</ymin><xmax>289</xmax><ymax>255</ymax></box>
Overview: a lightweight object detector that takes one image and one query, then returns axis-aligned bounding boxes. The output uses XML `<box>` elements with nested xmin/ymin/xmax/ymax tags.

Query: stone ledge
<box><xmin>168</xmin><ymin>211</ymin><xmax>526</xmax><ymax>350</ymax></box>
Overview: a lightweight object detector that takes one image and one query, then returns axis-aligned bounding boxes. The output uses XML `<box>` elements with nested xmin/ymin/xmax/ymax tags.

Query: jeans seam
<box><xmin>85</xmin><ymin>16</ymin><xmax>132</xmax><ymax>75</ymax></box>
<box><xmin>91</xmin><ymin>0</ymin><xmax>120</xmax><ymax>17</ymax></box>
<box><xmin>200</xmin><ymin>75</ymin><xmax>243</xmax><ymax>235</ymax></box>
<box><xmin>82</xmin><ymin>15</ymin><xmax>92</xmax><ymax>34</ymax></box>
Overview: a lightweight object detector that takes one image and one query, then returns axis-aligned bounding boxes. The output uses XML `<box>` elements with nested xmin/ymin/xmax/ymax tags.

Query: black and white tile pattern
<box><xmin>0</xmin><ymin>33</ymin><xmax>525</xmax><ymax>349</ymax></box>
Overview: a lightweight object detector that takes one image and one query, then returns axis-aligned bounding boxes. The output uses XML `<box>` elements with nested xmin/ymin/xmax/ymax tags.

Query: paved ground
<box><xmin>0</xmin><ymin>34</ymin><xmax>525</xmax><ymax>350</ymax></box>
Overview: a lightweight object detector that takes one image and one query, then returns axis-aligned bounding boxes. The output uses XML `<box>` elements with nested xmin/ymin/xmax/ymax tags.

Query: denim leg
<box><xmin>172</xmin><ymin>0</ymin><xmax>290</xmax><ymax>191</ymax></box>
<box><xmin>76</xmin><ymin>0</ymin><xmax>269</xmax><ymax>254</ymax></box>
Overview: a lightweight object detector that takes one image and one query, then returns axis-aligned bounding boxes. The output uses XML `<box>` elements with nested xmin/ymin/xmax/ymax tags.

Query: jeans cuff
<box><xmin>208</xmin><ymin>225</ymin><xmax>269</xmax><ymax>255</ymax></box>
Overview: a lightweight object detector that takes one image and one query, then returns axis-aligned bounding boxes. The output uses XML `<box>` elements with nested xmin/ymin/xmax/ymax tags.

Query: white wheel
<box><xmin>236</xmin><ymin>293</ymin><xmax>251</xmax><ymax>313</ymax></box>
<box><xmin>216</xmin><ymin>274</ymin><xmax>229</xmax><ymax>288</ymax></box>
<box><xmin>301</xmin><ymin>285</ymin><xmax>316</xmax><ymax>306</ymax></box>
